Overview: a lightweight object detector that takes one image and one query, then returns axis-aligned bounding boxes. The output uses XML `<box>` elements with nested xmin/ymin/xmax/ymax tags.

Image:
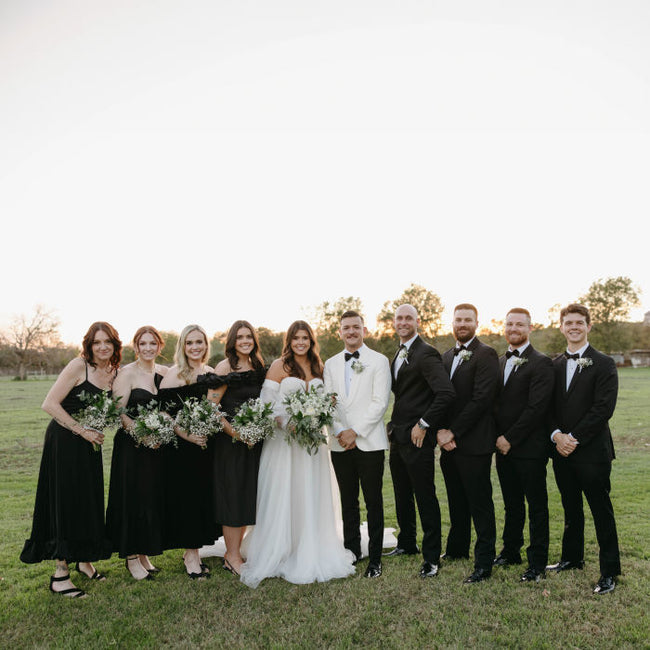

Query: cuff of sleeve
<box><xmin>568</xmin><ymin>433</ymin><xmax>579</xmax><ymax>444</ymax></box>
<box><xmin>418</xmin><ymin>418</ymin><xmax>429</xmax><ymax>429</ymax></box>
<box><xmin>551</xmin><ymin>429</ymin><xmax>561</xmax><ymax>442</ymax></box>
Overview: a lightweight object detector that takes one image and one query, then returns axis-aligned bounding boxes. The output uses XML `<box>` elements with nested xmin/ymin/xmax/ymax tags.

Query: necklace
<box><xmin>136</xmin><ymin>360</ymin><xmax>156</xmax><ymax>375</ymax></box>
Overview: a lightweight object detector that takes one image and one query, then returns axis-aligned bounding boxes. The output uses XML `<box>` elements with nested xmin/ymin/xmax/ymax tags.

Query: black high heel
<box><xmin>125</xmin><ymin>557</ymin><xmax>154</xmax><ymax>581</ymax></box>
<box><xmin>49</xmin><ymin>574</ymin><xmax>86</xmax><ymax>598</ymax></box>
<box><xmin>75</xmin><ymin>562</ymin><xmax>106</xmax><ymax>581</ymax></box>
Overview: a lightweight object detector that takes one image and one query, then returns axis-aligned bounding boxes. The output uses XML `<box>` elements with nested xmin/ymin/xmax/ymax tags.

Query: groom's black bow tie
<box><xmin>345</xmin><ymin>351</ymin><xmax>360</xmax><ymax>362</ymax></box>
<box><xmin>564</xmin><ymin>352</ymin><xmax>580</xmax><ymax>360</ymax></box>
<box><xmin>505</xmin><ymin>349</ymin><xmax>520</xmax><ymax>359</ymax></box>
<box><xmin>453</xmin><ymin>345</ymin><xmax>467</xmax><ymax>356</ymax></box>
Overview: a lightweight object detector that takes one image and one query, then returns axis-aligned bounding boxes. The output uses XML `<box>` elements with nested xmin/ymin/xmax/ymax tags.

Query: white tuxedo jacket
<box><xmin>323</xmin><ymin>344</ymin><xmax>391</xmax><ymax>453</ymax></box>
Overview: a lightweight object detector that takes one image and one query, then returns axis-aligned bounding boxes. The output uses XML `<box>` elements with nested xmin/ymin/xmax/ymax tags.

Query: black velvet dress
<box><xmin>105</xmin><ymin>374</ymin><xmax>165</xmax><ymax>558</ymax></box>
<box><xmin>158</xmin><ymin>382</ymin><xmax>219</xmax><ymax>549</ymax></box>
<box><xmin>200</xmin><ymin>368</ymin><xmax>266</xmax><ymax>527</ymax></box>
<box><xmin>20</xmin><ymin>372</ymin><xmax>112</xmax><ymax>563</ymax></box>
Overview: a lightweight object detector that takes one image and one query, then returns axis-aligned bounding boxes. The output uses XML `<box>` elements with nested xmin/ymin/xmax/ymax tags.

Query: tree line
<box><xmin>1</xmin><ymin>277</ymin><xmax>645</xmax><ymax>380</ymax></box>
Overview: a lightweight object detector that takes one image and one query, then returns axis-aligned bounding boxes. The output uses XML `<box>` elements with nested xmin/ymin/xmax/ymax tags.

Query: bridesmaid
<box><xmin>158</xmin><ymin>324</ymin><xmax>217</xmax><ymax>579</ymax></box>
<box><xmin>106</xmin><ymin>326</ymin><xmax>168</xmax><ymax>580</ymax></box>
<box><xmin>205</xmin><ymin>320</ymin><xmax>267</xmax><ymax>576</ymax></box>
<box><xmin>20</xmin><ymin>322</ymin><xmax>121</xmax><ymax>598</ymax></box>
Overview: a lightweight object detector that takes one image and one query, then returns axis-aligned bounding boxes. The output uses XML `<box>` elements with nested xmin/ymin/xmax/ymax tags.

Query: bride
<box><xmin>239</xmin><ymin>320</ymin><xmax>356</xmax><ymax>588</ymax></box>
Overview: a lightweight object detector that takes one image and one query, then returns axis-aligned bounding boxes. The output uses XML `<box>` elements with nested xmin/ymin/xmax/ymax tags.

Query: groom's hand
<box><xmin>338</xmin><ymin>429</ymin><xmax>357</xmax><ymax>450</ymax></box>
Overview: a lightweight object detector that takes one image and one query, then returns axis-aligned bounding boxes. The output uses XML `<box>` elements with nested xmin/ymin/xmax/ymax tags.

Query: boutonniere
<box><xmin>512</xmin><ymin>357</ymin><xmax>528</xmax><ymax>371</ymax></box>
<box><xmin>351</xmin><ymin>359</ymin><xmax>366</xmax><ymax>374</ymax></box>
<box><xmin>398</xmin><ymin>348</ymin><xmax>409</xmax><ymax>364</ymax></box>
<box><xmin>576</xmin><ymin>357</ymin><xmax>593</xmax><ymax>372</ymax></box>
<box><xmin>459</xmin><ymin>350</ymin><xmax>472</xmax><ymax>363</ymax></box>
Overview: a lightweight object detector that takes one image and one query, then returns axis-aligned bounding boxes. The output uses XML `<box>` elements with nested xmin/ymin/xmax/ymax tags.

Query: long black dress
<box><xmin>158</xmin><ymin>382</ymin><xmax>218</xmax><ymax>550</ymax></box>
<box><xmin>20</xmin><ymin>372</ymin><xmax>112</xmax><ymax>563</ymax></box>
<box><xmin>105</xmin><ymin>375</ymin><xmax>165</xmax><ymax>558</ymax></box>
<box><xmin>201</xmin><ymin>368</ymin><xmax>266</xmax><ymax>527</ymax></box>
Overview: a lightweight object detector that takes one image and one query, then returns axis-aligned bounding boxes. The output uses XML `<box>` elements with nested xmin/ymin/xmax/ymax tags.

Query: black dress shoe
<box><xmin>593</xmin><ymin>575</ymin><xmax>616</xmax><ymax>595</ymax></box>
<box><xmin>546</xmin><ymin>560</ymin><xmax>585</xmax><ymax>572</ymax></box>
<box><xmin>364</xmin><ymin>563</ymin><xmax>382</xmax><ymax>578</ymax></box>
<box><xmin>383</xmin><ymin>546</ymin><xmax>420</xmax><ymax>557</ymax></box>
<box><xmin>440</xmin><ymin>553</ymin><xmax>468</xmax><ymax>562</ymax></box>
<box><xmin>463</xmin><ymin>567</ymin><xmax>491</xmax><ymax>584</ymax></box>
<box><xmin>419</xmin><ymin>562</ymin><xmax>439</xmax><ymax>578</ymax></box>
<box><xmin>520</xmin><ymin>567</ymin><xmax>546</xmax><ymax>583</ymax></box>
<box><xmin>493</xmin><ymin>553</ymin><xmax>522</xmax><ymax>567</ymax></box>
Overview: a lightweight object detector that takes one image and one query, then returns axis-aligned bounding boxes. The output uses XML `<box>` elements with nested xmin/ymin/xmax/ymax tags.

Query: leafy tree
<box><xmin>310</xmin><ymin>297</ymin><xmax>364</xmax><ymax>337</ymax></box>
<box><xmin>579</xmin><ymin>276</ymin><xmax>642</xmax><ymax>353</ymax></box>
<box><xmin>257</xmin><ymin>327</ymin><xmax>284</xmax><ymax>366</ymax></box>
<box><xmin>1</xmin><ymin>306</ymin><xmax>60</xmax><ymax>380</ymax></box>
<box><xmin>377</xmin><ymin>284</ymin><xmax>444</xmax><ymax>339</ymax></box>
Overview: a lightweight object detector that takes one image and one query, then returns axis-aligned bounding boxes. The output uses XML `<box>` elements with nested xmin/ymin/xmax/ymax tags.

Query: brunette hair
<box><xmin>281</xmin><ymin>320</ymin><xmax>323</xmax><ymax>380</ymax></box>
<box><xmin>175</xmin><ymin>324</ymin><xmax>210</xmax><ymax>384</ymax></box>
<box><xmin>225</xmin><ymin>320</ymin><xmax>265</xmax><ymax>371</ymax></box>
<box><xmin>454</xmin><ymin>303</ymin><xmax>478</xmax><ymax>318</ymax></box>
<box><xmin>560</xmin><ymin>303</ymin><xmax>591</xmax><ymax>325</ymax></box>
<box><xmin>340</xmin><ymin>310</ymin><xmax>364</xmax><ymax>324</ymax></box>
<box><xmin>81</xmin><ymin>322</ymin><xmax>122</xmax><ymax>369</ymax></box>
<box><xmin>133</xmin><ymin>326</ymin><xmax>165</xmax><ymax>357</ymax></box>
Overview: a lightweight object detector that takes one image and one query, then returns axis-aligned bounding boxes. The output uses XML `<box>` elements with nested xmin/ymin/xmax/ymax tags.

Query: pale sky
<box><xmin>2</xmin><ymin>1</ymin><xmax>649</xmax><ymax>344</ymax></box>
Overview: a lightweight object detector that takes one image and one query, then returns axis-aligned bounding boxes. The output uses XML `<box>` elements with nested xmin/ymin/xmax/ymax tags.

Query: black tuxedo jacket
<box><xmin>441</xmin><ymin>337</ymin><xmax>500</xmax><ymax>456</ymax></box>
<box><xmin>550</xmin><ymin>345</ymin><xmax>618</xmax><ymax>464</ymax></box>
<box><xmin>494</xmin><ymin>345</ymin><xmax>554</xmax><ymax>459</ymax></box>
<box><xmin>389</xmin><ymin>336</ymin><xmax>455</xmax><ymax>445</ymax></box>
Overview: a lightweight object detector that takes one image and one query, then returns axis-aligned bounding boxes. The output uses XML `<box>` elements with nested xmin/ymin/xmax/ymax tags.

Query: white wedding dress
<box><xmin>239</xmin><ymin>377</ymin><xmax>357</xmax><ymax>588</ymax></box>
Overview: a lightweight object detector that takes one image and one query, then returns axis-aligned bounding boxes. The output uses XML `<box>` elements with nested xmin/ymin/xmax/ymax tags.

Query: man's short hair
<box><xmin>454</xmin><ymin>303</ymin><xmax>478</xmax><ymax>318</ymax></box>
<box><xmin>340</xmin><ymin>310</ymin><xmax>364</xmax><ymax>324</ymax></box>
<box><xmin>560</xmin><ymin>303</ymin><xmax>591</xmax><ymax>325</ymax></box>
<box><xmin>506</xmin><ymin>307</ymin><xmax>531</xmax><ymax>322</ymax></box>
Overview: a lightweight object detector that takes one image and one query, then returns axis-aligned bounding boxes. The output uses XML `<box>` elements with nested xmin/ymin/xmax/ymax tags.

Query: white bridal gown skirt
<box><xmin>239</xmin><ymin>430</ymin><xmax>357</xmax><ymax>589</ymax></box>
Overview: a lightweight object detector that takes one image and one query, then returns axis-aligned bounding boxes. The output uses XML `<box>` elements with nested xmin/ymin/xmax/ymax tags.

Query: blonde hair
<box><xmin>175</xmin><ymin>324</ymin><xmax>210</xmax><ymax>383</ymax></box>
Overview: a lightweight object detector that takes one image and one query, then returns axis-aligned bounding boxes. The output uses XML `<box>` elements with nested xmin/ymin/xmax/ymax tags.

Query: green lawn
<box><xmin>1</xmin><ymin>370</ymin><xmax>649</xmax><ymax>648</ymax></box>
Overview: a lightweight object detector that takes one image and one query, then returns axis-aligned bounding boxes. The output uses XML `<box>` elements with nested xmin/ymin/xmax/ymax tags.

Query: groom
<box><xmin>324</xmin><ymin>310</ymin><xmax>392</xmax><ymax>578</ymax></box>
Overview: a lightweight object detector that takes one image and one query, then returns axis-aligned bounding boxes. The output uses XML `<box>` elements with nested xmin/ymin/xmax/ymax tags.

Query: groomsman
<box><xmin>324</xmin><ymin>311</ymin><xmax>392</xmax><ymax>578</ymax></box>
<box><xmin>493</xmin><ymin>308</ymin><xmax>554</xmax><ymax>583</ymax></box>
<box><xmin>547</xmin><ymin>304</ymin><xmax>621</xmax><ymax>595</ymax></box>
<box><xmin>385</xmin><ymin>304</ymin><xmax>455</xmax><ymax>578</ymax></box>
<box><xmin>438</xmin><ymin>303</ymin><xmax>500</xmax><ymax>584</ymax></box>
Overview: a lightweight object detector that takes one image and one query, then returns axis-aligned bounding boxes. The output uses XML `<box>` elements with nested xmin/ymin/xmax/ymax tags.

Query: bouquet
<box><xmin>75</xmin><ymin>390</ymin><xmax>123</xmax><ymax>451</ymax></box>
<box><xmin>128</xmin><ymin>400</ymin><xmax>177</xmax><ymax>449</ymax></box>
<box><xmin>283</xmin><ymin>385</ymin><xmax>337</xmax><ymax>455</ymax></box>
<box><xmin>174</xmin><ymin>396</ymin><xmax>225</xmax><ymax>448</ymax></box>
<box><xmin>231</xmin><ymin>398</ymin><xmax>275</xmax><ymax>446</ymax></box>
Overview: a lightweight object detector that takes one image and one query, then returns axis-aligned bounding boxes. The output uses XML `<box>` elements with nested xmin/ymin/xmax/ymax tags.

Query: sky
<box><xmin>2</xmin><ymin>0</ymin><xmax>649</xmax><ymax>345</ymax></box>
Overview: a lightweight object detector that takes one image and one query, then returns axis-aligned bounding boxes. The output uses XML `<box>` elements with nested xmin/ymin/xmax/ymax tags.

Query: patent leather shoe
<box><xmin>546</xmin><ymin>560</ymin><xmax>585</xmax><ymax>572</ymax></box>
<box><xmin>493</xmin><ymin>553</ymin><xmax>522</xmax><ymax>567</ymax></box>
<box><xmin>364</xmin><ymin>562</ymin><xmax>382</xmax><ymax>578</ymax></box>
<box><xmin>593</xmin><ymin>575</ymin><xmax>616</xmax><ymax>595</ymax></box>
<box><xmin>463</xmin><ymin>567</ymin><xmax>491</xmax><ymax>584</ymax></box>
<box><xmin>520</xmin><ymin>567</ymin><xmax>546</xmax><ymax>583</ymax></box>
<box><xmin>419</xmin><ymin>562</ymin><xmax>439</xmax><ymax>578</ymax></box>
<box><xmin>383</xmin><ymin>546</ymin><xmax>420</xmax><ymax>557</ymax></box>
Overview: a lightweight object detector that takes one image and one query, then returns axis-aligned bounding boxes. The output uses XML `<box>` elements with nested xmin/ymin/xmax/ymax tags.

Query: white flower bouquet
<box><xmin>128</xmin><ymin>400</ymin><xmax>177</xmax><ymax>449</ymax></box>
<box><xmin>232</xmin><ymin>398</ymin><xmax>275</xmax><ymax>446</ymax></box>
<box><xmin>174</xmin><ymin>396</ymin><xmax>225</xmax><ymax>449</ymax></box>
<box><xmin>75</xmin><ymin>390</ymin><xmax>123</xmax><ymax>451</ymax></box>
<box><xmin>282</xmin><ymin>385</ymin><xmax>337</xmax><ymax>455</ymax></box>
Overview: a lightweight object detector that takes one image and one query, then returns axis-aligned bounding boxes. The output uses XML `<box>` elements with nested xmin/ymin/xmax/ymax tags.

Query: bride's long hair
<box><xmin>281</xmin><ymin>320</ymin><xmax>323</xmax><ymax>380</ymax></box>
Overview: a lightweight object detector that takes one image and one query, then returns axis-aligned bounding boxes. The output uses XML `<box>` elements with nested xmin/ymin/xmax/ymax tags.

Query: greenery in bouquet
<box><xmin>75</xmin><ymin>389</ymin><xmax>124</xmax><ymax>451</ymax></box>
<box><xmin>128</xmin><ymin>399</ymin><xmax>177</xmax><ymax>449</ymax></box>
<box><xmin>232</xmin><ymin>397</ymin><xmax>275</xmax><ymax>445</ymax></box>
<box><xmin>174</xmin><ymin>396</ymin><xmax>225</xmax><ymax>448</ymax></box>
<box><xmin>283</xmin><ymin>385</ymin><xmax>337</xmax><ymax>455</ymax></box>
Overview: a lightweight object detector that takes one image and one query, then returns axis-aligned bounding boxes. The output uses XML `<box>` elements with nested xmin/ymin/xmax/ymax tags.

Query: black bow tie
<box><xmin>564</xmin><ymin>352</ymin><xmax>580</xmax><ymax>361</ymax></box>
<box><xmin>345</xmin><ymin>351</ymin><xmax>360</xmax><ymax>362</ymax></box>
<box><xmin>453</xmin><ymin>345</ymin><xmax>467</xmax><ymax>356</ymax></box>
<box><xmin>505</xmin><ymin>349</ymin><xmax>520</xmax><ymax>359</ymax></box>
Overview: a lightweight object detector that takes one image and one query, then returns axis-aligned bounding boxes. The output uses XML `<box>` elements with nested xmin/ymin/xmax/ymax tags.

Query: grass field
<box><xmin>0</xmin><ymin>370</ymin><xmax>649</xmax><ymax>648</ymax></box>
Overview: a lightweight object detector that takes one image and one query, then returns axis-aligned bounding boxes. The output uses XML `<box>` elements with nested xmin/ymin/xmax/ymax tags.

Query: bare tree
<box><xmin>2</xmin><ymin>306</ymin><xmax>61</xmax><ymax>380</ymax></box>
